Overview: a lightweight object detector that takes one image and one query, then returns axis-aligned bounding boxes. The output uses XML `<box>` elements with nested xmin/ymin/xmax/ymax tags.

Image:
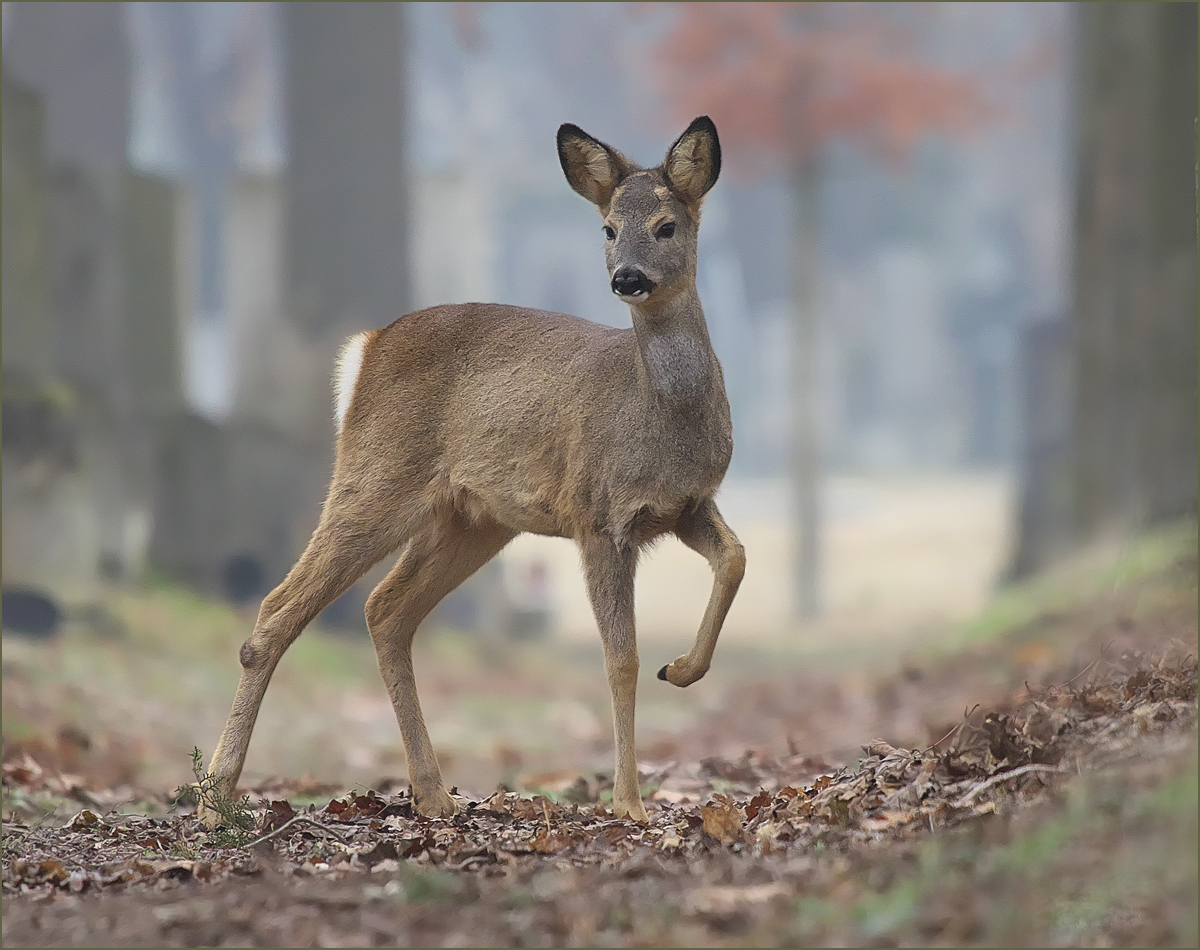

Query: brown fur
<box><xmin>201</xmin><ymin>117</ymin><xmax>744</xmax><ymax>825</ymax></box>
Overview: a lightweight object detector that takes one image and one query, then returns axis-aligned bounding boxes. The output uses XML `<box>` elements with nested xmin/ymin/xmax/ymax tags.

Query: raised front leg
<box><xmin>365</xmin><ymin>514</ymin><xmax>515</xmax><ymax>818</ymax></box>
<box><xmin>658</xmin><ymin>499</ymin><xmax>745</xmax><ymax>687</ymax></box>
<box><xmin>579</xmin><ymin>534</ymin><xmax>648</xmax><ymax>823</ymax></box>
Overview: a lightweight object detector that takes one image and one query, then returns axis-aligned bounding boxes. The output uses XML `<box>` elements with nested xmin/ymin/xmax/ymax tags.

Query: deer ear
<box><xmin>663</xmin><ymin>116</ymin><xmax>721</xmax><ymax>205</ymax></box>
<box><xmin>557</xmin><ymin>124</ymin><xmax>632</xmax><ymax>208</ymax></box>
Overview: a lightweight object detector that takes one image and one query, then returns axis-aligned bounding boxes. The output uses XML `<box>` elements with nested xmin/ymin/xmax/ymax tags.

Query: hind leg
<box><xmin>365</xmin><ymin>513</ymin><xmax>516</xmax><ymax>817</ymax></box>
<box><xmin>201</xmin><ymin>482</ymin><xmax>409</xmax><ymax>826</ymax></box>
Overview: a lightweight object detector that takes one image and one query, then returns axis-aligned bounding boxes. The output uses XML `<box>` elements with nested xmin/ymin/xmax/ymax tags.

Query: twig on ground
<box><xmin>924</xmin><ymin>722</ymin><xmax>960</xmax><ymax>754</ymax></box>
<box><xmin>450</xmin><ymin>853</ymin><xmax>491</xmax><ymax>871</ymax></box>
<box><xmin>953</xmin><ymin>764</ymin><xmax>1067</xmax><ymax>807</ymax></box>
<box><xmin>929</xmin><ymin>704</ymin><xmax>981</xmax><ymax>755</ymax></box>
<box><xmin>1062</xmin><ymin>657</ymin><xmax>1101</xmax><ymax>687</ymax></box>
<box><xmin>7</xmin><ymin>802</ymin><xmax>61</xmax><ymax>845</ymax></box>
<box><xmin>245</xmin><ymin>815</ymin><xmax>350</xmax><ymax>849</ymax></box>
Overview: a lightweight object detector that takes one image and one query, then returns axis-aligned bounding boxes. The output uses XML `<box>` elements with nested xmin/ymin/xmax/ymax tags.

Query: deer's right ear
<box><xmin>557</xmin><ymin>124</ymin><xmax>632</xmax><ymax>208</ymax></box>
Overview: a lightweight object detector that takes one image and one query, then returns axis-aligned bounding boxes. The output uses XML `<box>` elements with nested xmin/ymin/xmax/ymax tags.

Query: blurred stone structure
<box><xmin>3</xmin><ymin>3</ymin><xmax>186</xmax><ymax>588</ymax></box>
<box><xmin>5</xmin><ymin>3</ymin><xmax>522</xmax><ymax>634</ymax></box>
<box><xmin>1</xmin><ymin>68</ymin><xmax>95</xmax><ymax>586</ymax></box>
<box><xmin>1</xmin><ymin>72</ymin><xmax>52</xmax><ymax>384</ymax></box>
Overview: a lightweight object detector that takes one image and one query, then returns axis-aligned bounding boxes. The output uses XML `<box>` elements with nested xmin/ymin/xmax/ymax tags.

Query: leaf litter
<box><xmin>2</xmin><ymin>562</ymin><xmax>1196</xmax><ymax>947</ymax></box>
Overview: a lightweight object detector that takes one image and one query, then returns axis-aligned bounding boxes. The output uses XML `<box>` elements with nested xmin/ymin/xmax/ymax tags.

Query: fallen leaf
<box><xmin>700</xmin><ymin>795</ymin><xmax>744</xmax><ymax>844</ymax></box>
<box><xmin>65</xmin><ymin>809</ymin><xmax>102</xmax><ymax>831</ymax></box>
<box><xmin>755</xmin><ymin>820</ymin><xmax>797</xmax><ymax>844</ymax></box>
<box><xmin>863</xmin><ymin>739</ymin><xmax>898</xmax><ymax>757</ymax></box>
<box><xmin>358</xmin><ymin>841</ymin><xmax>400</xmax><ymax>866</ymax></box>
<box><xmin>37</xmin><ymin>859</ymin><xmax>68</xmax><ymax>884</ymax></box>
<box><xmin>258</xmin><ymin>799</ymin><xmax>296</xmax><ymax>834</ymax></box>
<box><xmin>531</xmin><ymin>828</ymin><xmax>572</xmax><ymax>854</ymax></box>
<box><xmin>745</xmin><ymin>790</ymin><xmax>772</xmax><ymax>821</ymax></box>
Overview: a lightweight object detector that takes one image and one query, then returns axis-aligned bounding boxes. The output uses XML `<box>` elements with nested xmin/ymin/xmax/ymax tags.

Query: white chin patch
<box><xmin>618</xmin><ymin>290</ymin><xmax>649</xmax><ymax>302</ymax></box>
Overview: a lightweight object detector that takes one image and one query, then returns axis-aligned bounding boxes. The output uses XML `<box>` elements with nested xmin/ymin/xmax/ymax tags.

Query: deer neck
<box><xmin>629</xmin><ymin>288</ymin><xmax>722</xmax><ymax>406</ymax></box>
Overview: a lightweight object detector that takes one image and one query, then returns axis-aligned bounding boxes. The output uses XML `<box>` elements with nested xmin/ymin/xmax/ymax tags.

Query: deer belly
<box><xmin>446</xmin><ymin>481</ymin><xmax>569</xmax><ymax>538</ymax></box>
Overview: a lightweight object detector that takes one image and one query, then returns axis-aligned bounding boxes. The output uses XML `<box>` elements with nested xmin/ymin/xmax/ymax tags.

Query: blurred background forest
<box><xmin>1</xmin><ymin>1</ymin><xmax>1196</xmax><ymax>793</ymax></box>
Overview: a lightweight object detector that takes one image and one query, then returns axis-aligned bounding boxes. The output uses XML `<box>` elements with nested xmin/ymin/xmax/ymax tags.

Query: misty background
<box><xmin>2</xmin><ymin>2</ymin><xmax>1195</xmax><ymax>652</ymax></box>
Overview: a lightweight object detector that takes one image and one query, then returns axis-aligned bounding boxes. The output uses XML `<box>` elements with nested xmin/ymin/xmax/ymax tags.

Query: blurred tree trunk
<box><xmin>282</xmin><ymin>1</ymin><xmax>412</xmax><ymax>337</ymax></box>
<box><xmin>789</xmin><ymin>151</ymin><xmax>822</xmax><ymax>618</ymax></box>
<box><xmin>1070</xmin><ymin>0</ymin><xmax>1198</xmax><ymax>540</ymax></box>
<box><xmin>1010</xmin><ymin>1</ymin><xmax>1197</xmax><ymax>577</ymax></box>
<box><xmin>249</xmin><ymin>2</ymin><xmax>414</xmax><ymax>627</ymax></box>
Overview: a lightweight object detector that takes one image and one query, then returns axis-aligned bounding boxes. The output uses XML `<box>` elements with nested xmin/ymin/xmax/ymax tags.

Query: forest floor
<box><xmin>2</xmin><ymin>521</ymin><xmax>1196</xmax><ymax>947</ymax></box>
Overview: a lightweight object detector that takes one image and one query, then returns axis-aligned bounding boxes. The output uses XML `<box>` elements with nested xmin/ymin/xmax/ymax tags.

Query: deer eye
<box><xmin>655</xmin><ymin>221</ymin><xmax>676</xmax><ymax>240</ymax></box>
<box><xmin>603</xmin><ymin>225</ymin><xmax>616</xmax><ymax>241</ymax></box>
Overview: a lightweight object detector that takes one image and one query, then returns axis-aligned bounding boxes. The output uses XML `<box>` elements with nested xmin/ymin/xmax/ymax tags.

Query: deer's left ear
<box><xmin>663</xmin><ymin>116</ymin><xmax>721</xmax><ymax>205</ymax></box>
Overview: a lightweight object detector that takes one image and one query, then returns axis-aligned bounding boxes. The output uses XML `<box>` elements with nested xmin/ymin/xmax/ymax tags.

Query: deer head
<box><xmin>557</xmin><ymin>116</ymin><xmax>721</xmax><ymax>310</ymax></box>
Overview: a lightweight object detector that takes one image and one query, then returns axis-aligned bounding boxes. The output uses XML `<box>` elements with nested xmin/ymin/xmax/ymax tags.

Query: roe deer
<box><xmin>201</xmin><ymin>116</ymin><xmax>745</xmax><ymax>825</ymax></box>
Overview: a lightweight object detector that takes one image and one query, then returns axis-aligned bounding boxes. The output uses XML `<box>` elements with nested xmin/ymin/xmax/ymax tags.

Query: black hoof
<box><xmin>657</xmin><ymin>665</ymin><xmax>669</xmax><ymax>681</ymax></box>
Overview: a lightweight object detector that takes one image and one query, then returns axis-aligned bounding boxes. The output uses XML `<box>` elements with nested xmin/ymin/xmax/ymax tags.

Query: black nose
<box><xmin>611</xmin><ymin>265</ymin><xmax>655</xmax><ymax>299</ymax></box>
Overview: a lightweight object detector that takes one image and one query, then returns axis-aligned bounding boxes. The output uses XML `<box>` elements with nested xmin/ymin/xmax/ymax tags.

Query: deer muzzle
<box><xmin>611</xmin><ymin>265</ymin><xmax>656</xmax><ymax>301</ymax></box>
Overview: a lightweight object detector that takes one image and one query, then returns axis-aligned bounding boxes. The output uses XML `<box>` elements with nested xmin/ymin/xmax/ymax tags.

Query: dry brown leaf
<box><xmin>258</xmin><ymin>799</ymin><xmax>296</xmax><ymax>834</ymax></box>
<box><xmin>700</xmin><ymin>794</ymin><xmax>744</xmax><ymax>844</ymax></box>
<box><xmin>745</xmin><ymin>789</ymin><xmax>772</xmax><ymax>821</ymax></box>
<box><xmin>754</xmin><ymin>819</ymin><xmax>798</xmax><ymax>844</ymax></box>
<box><xmin>658</xmin><ymin>831</ymin><xmax>683</xmax><ymax>850</ymax></box>
<box><xmin>37</xmin><ymin>859</ymin><xmax>68</xmax><ymax>883</ymax></box>
<box><xmin>863</xmin><ymin>739</ymin><xmax>898</xmax><ymax>757</ymax></box>
<box><xmin>65</xmin><ymin>809</ymin><xmax>101</xmax><ymax>831</ymax></box>
<box><xmin>531</xmin><ymin>828</ymin><xmax>572</xmax><ymax>854</ymax></box>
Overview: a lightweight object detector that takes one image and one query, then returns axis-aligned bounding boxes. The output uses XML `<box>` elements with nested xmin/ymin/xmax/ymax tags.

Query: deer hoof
<box><xmin>612</xmin><ymin>798</ymin><xmax>649</xmax><ymax>824</ymax></box>
<box><xmin>414</xmin><ymin>787</ymin><xmax>458</xmax><ymax>819</ymax></box>
<box><xmin>660</xmin><ymin>658</ymin><xmax>708</xmax><ymax>688</ymax></box>
<box><xmin>196</xmin><ymin>801</ymin><xmax>223</xmax><ymax>831</ymax></box>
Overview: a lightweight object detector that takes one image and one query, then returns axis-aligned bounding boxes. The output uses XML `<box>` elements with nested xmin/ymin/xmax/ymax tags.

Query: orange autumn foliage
<box><xmin>652</xmin><ymin>2</ymin><xmax>1000</xmax><ymax>171</ymax></box>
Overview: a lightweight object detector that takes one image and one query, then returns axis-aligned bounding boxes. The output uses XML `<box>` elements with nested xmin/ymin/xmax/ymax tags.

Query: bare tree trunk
<box><xmin>1010</xmin><ymin>1</ymin><xmax>1197</xmax><ymax>578</ymax></box>
<box><xmin>1070</xmin><ymin>1</ymin><xmax>1197</xmax><ymax>541</ymax></box>
<box><xmin>789</xmin><ymin>151</ymin><xmax>822</xmax><ymax>618</ymax></box>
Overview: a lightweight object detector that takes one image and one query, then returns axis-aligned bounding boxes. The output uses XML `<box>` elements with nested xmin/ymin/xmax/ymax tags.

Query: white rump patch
<box><xmin>333</xmin><ymin>332</ymin><xmax>368</xmax><ymax>432</ymax></box>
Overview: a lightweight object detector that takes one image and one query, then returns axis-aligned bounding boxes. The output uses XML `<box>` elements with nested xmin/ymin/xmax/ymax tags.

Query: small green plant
<box><xmin>175</xmin><ymin>747</ymin><xmax>257</xmax><ymax>849</ymax></box>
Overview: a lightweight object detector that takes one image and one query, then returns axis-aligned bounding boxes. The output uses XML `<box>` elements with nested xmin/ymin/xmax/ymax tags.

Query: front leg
<box><xmin>579</xmin><ymin>534</ymin><xmax>648</xmax><ymax>823</ymax></box>
<box><xmin>659</xmin><ymin>499</ymin><xmax>745</xmax><ymax>687</ymax></box>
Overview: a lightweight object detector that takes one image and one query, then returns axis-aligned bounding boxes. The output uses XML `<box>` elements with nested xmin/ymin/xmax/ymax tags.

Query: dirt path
<box><xmin>2</xmin><ymin>532</ymin><xmax>1195</xmax><ymax>947</ymax></box>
